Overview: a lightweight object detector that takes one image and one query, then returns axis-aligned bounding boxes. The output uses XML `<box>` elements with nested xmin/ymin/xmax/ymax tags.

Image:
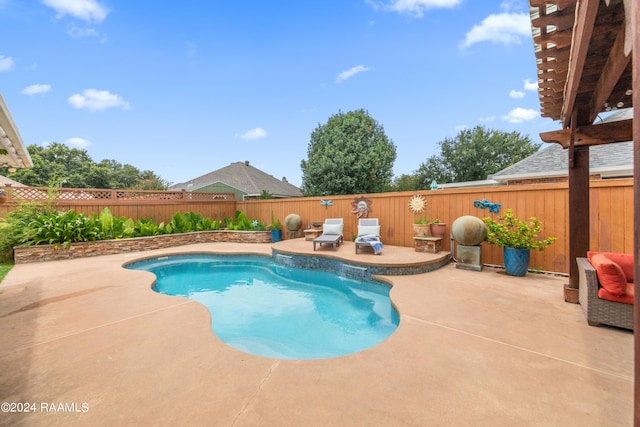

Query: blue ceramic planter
<box><xmin>503</xmin><ymin>247</ymin><xmax>530</xmax><ymax>276</ymax></box>
<box><xmin>270</xmin><ymin>229</ymin><xmax>282</xmax><ymax>243</ymax></box>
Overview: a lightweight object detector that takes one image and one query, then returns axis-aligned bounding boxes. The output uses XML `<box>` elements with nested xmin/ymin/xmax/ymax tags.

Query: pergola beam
<box><xmin>539</xmin><ymin>118</ymin><xmax>633</xmax><ymax>147</ymax></box>
<box><xmin>589</xmin><ymin>22</ymin><xmax>632</xmax><ymax>122</ymax></box>
<box><xmin>530</xmin><ymin>0</ymin><xmax>577</xmax><ymax>10</ymax></box>
<box><xmin>561</xmin><ymin>0</ymin><xmax>600</xmax><ymax>128</ymax></box>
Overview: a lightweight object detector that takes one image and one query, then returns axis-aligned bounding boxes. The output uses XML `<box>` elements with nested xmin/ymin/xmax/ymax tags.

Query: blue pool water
<box><xmin>126</xmin><ymin>254</ymin><xmax>399</xmax><ymax>360</ymax></box>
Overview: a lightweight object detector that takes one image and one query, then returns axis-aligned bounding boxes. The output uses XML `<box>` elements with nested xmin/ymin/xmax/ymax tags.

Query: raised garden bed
<box><xmin>13</xmin><ymin>230</ymin><xmax>271</xmax><ymax>263</ymax></box>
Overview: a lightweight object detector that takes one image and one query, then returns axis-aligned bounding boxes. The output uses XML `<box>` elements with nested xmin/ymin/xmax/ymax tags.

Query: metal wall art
<box><xmin>473</xmin><ymin>198</ymin><xmax>501</xmax><ymax>213</ymax></box>
<box><xmin>351</xmin><ymin>196</ymin><xmax>372</xmax><ymax>218</ymax></box>
<box><xmin>408</xmin><ymin>195</ymin><xmax>426</xmax><ymax>213</ymax></box>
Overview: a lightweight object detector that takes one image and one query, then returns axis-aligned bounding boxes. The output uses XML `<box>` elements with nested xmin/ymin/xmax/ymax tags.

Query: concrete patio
<box><xmin>0</xmin><ymin>240</ymin><xmax>633</xmax><ymax>426</ymax></box>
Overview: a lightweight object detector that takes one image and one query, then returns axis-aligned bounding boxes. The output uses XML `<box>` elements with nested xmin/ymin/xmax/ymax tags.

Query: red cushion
<box><xmin>598</xmin><ymin>285</ymin><xmax>634</xmax><ymax>305</ymax></box>
<box><xmin>589</xmin><ymin>253</ymin><xmax>627</xmax><ymax>296</ymax></box>
<box><xmin>588</xmin><ymin>251</ymin><xmax>634</xmax><ymax>283</ymax></box>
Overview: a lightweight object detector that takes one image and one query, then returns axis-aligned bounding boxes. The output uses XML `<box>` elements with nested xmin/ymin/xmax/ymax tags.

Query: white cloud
<box><xmin>524</xmin><ymin>78</ymin><xmax>538</xmax><ymax>91</ymax></box>
<box><xmin>499</xmin><ymin>0</ymin><xmax>522</xmax><ymax>12</ymax></box>
<box><xmin>67</xmin><ymin>24</ymin><xmax>100</xmax><ymax>39</ymax></box>
<box><xmin>237</xmin><ymin>127</ymin><xmax>267</xmax><ymax>141</ymax></box>
<box><xmin>479</xmin><ymin>115</ymin><xmax>496</xmax><ymax>122</ymax></box>
<box><xmin>367</xmin><ymin>0</ymin><xmax>462</xmax><ymax>17</ymax></box>
<box><xmin>42</xmin><ymin>0</ymin><xmax>109</xmax><ymax>23</ymax></box>
<box><xmin>21</xmin><ymin>84</ymin><xmax>52</xmax><ymax>95</ymax></box>
<box><xmin>67</xmin><ymin>89</ymin><xmax>131</xmax><ymax>111</ymax></box>
<box><xmin>509</xmin><ymin>90</ymin><xmax>525</xmax><ymax>99</ymax></box>
<box><xmin>336</xmin><ymin>65</ymin><xmax>371</xmax><ymax>84</ymax></box>
<box><xmin>0</xmin><ymin>55</ymin><xmax>14</xmax><ymax>72</ymax></box>
<box><xmin>502</xmin><ymin>107</ymin><xmax>538</xmax><ymax>123</ymax></box>
<box><xmin>65</xmin><ymin>137</ymin><xmax>91</xmax><ymax>148</ymax></box>
<box><xmin>461</xmin><ymin>12</ymin><xmax>531</xmax><ymax>48</ymax></box>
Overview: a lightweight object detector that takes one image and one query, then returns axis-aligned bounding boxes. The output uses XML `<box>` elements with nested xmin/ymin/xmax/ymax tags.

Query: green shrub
<box><xmin>0</xmin><ymin>202</ymin><xmax>52</xmax><ymax>260</ymax></box>
<box><xmin>30</xmin><ymin>210</ymin><xmax>101</xmax><ymax>248</ymax></box>
<box><xmin>133</xmin><ymin>218</ymin><xmax>160</xmax><ymax>236</ymax></box>
<box><xmin>483</xmin><ymin>209</ymin><xmax>556</xmax><ymax>251</ymax></box>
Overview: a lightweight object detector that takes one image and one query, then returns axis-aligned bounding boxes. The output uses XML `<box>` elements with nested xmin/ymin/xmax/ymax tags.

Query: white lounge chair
<box><xmin>355</xmin><ymin>218</ymin><xmax>383</xmax><ymax>254</ymax></box>
<box><xmin>313</xmin><ymin>218</ymin><xmax>344</xmax><ymax>251</ymax></box>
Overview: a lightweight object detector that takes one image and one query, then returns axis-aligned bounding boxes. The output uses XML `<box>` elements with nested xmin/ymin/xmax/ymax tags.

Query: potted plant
<box><xmin>413</xmin><ymin>217</ymin><xmax>431</xmax><ymax>237</ymax></box>
<box><xmin>482</xmin><ymin>209</ymin><xmax>556</xmax><ymax>276</ymax></box>
<box><xmin>430</xmin><ymin>219</ymin><xmax>447</xmax><ymax>238</ymax></box>
<box><xmin>269</xmin><ymin>213</ymin><xmax>282</xmax><ymax>243</ymax></box>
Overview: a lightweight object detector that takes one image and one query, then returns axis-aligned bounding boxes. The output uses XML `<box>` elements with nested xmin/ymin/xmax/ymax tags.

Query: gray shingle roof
<box><xmin>169</xmin><ymin>161</ymin><xmax>302</xmax><ymax>197</ymax></box>
<box><xmin>491</xmin><ymin>109</ymin><xmax>633</xmax><ymax>181</ymax></box>
<box><xmin>0</xmin><ymin>175</ymin><xmax>27</xmax><ymax>187</ymax></box>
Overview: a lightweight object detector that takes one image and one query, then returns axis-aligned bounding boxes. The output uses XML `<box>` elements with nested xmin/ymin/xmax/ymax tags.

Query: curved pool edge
<box><xmin>272</xmin><ymin>242</ymin><xmax>451</xmax><ymax>281</ymax></box>
<box><xmin>120</xmin><ymin>249</ymin><xmax>272</xmax><ymax>269</ymax></box>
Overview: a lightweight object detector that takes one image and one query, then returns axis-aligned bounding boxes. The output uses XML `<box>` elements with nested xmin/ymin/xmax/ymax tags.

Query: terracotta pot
<box><xmin>430</xmin><ymin>223</ymin><xmax>447</xmax><ymax>238</ymax></box>
<box><xmin>413</xmin><ymin>223</ymin><xmax>431</xmax><ymax>237</ymax></box>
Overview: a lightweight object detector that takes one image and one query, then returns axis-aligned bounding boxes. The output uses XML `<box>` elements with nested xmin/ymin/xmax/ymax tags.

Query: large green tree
<box><xmin>1</xmin><ymin>142</ymin><xmax>168</xmax><ymax>189</ymax></box>
<box><xmin>300</xmin><ymin>109</ymin><xmax>397</xmax><ymax>196</ymax></box>
<box><xmin>415</xmin><ymin>126</ymin><xmax>541</xmax><ymax>185</ymax></box>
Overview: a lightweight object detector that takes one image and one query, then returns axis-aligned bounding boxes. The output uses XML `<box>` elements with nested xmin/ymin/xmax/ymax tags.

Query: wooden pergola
<box><xmin>528</xmin><ymin>0</ymin><xmax>638</xmax><ymax>421</ymax></box>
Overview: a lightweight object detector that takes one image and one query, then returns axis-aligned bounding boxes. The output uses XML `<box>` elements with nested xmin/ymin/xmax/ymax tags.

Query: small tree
<box><xmin>300</xmin><ymin>109</ymin><xmax>397</xmax><ymax>196</ymax></box>
<box><xmin>257</xmin><ymin>190</ymin><xmax>274</xmax><ymax>199</ymax></box>
<box><xmin>390</xmin><ymin>173</ymin><xmax>422</xmax><ymax>191</ymax></box>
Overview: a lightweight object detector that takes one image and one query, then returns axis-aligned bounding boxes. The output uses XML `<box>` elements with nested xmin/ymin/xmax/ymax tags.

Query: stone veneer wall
<box><xmin>13</xmin><ymin>231</ymin><xmax>271</xmax><ymax>264</ymax></box>
<box><xmin>272</xmin><ymin>249</ymin><xmax>451</xmax><ymax>280</ymax></box>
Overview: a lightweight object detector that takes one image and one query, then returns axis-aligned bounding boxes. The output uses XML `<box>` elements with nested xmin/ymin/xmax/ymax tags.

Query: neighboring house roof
<box><xmin>169</xmin><ymin>161</ymin><xmax>303</xmax><ymax>198</ymax></box>
<box><xmin>0</xmin><ymin>175</ymin><xmax>27</xmax><ymax>187</ymax></box>
<box><xmin>0</xmin><ymin>93</ymin><xmax>33</xmax><ymax>169</ymax></box>
<box><xmin>491</xmin><ymin>109</ymin><xmax>633</xmax><ymax>183</ymax></box>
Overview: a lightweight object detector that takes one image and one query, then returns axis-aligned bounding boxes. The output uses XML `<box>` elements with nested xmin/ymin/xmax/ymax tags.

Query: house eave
<box><xmin>0</xmin><ymin>93</ymin><xmax>33</xmax><ymax>169</ymax></box>
<box><xmin>492</xmin><ymin>166</ymin><xmax>634</xmax><ymax>182</ymax></box>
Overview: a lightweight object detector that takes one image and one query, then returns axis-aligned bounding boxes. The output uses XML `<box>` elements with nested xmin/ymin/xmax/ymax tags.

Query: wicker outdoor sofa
<box><xmin>577</xmin><ymin>256</ymin><xmax>634</xmax><ymax>330</ymax></box>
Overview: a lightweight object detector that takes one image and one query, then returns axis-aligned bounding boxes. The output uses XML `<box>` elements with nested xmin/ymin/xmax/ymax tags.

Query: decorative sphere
<box><xmin>451</xmin><ymin>216</ymin><xmax>487</xmax><ymax>246</ymax></box>
<box><xmin>284</xmin><ymin>213</ymin><xmax>302</xmax><ymax>231</ymax></box>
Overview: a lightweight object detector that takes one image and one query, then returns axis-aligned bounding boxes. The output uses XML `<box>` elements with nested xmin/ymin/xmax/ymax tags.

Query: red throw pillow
<box><xmin>602</xmin><ymin>253</ymin><xmax>635</xmax><ymax>283</ymax></box>
<box><xmin>588</xmin><ymin>251</ymin><xmax>634</xmax><ymax>283</ymax></box>
<box><xmin>589</xmin><ymin>253</ymin><xmax>627</xmax><ymax>296</ymax></box>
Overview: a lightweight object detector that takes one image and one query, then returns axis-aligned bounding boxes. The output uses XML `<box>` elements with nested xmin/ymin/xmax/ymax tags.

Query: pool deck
<box><xmin>0</xmin><ymin>240</ymin><xmax>633</xmax><ymax>426</ymax></box>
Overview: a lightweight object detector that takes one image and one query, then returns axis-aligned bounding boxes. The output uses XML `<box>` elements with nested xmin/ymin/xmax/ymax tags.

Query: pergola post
<box><xmin>632</xmin><ymin>0</ymin><xmax>639</xmax><ymax>423</ymax></box>
<box><xmin>565</xmin><ymin>146</ymin><xmax>590</xmax><ymax>303</ymax></box>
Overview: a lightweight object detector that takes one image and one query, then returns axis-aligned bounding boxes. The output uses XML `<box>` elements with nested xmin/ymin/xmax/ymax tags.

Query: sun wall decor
<box><xmin>351</xmin><ymin>196</ymin><xmax>372</xmax><ymax>218</ymax></box>
<box><xmin>408</xmin><ymin>195</ymin><xmax>426</xmax><ymax>213</ymax></box>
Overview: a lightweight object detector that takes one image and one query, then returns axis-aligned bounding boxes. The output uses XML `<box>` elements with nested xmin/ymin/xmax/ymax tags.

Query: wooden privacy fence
<box><xmin>0</xmin><ymin>179</ymin><xmax>633</xmax><ymax>274</ymax></box>
<box><xmin>238</xmin><ymin>179</ymin><xmax>634</xmax><ymax>275</ymax></box>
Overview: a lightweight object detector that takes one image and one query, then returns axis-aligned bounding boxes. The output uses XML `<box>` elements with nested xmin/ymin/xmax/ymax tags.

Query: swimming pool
<box><xmin>126</xmin><ymin>254</ymin><xmax>399</xmax><ymax>360</ymax></box>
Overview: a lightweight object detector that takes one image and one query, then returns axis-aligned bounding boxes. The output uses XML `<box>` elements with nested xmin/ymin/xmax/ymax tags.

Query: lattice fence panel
<box><xmin>186</xmin><ymin>192</ymin><xmax>233</xmax><ymax>200</ymax></box>
<box><xmin>8</xmin><ymin>187</ymin><xmax>50</xmax><ymax>201</ymax></box>
<box><xmin>5</xmin><ymin>187</ymin><xmax>234</xmax><ymax>202</ymax></box>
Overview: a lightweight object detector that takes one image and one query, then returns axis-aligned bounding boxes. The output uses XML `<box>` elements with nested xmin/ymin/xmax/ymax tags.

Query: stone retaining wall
<box><xmin>13</xmin><ymin>231</ymin><xmax>272</xmax><ymax>263</ymax></box>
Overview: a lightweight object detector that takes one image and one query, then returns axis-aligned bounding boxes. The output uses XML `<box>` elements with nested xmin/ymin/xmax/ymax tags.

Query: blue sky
<box><xmin>0</xmin><ymin>0</ymin><xmax>559</xmax><ymax>188</ymax></box>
